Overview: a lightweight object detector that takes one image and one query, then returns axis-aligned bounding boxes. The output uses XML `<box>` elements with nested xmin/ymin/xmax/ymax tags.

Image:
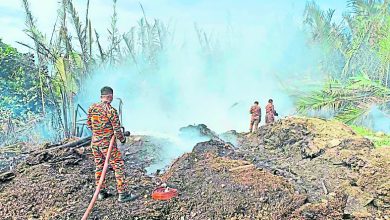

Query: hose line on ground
<box><xmin>82</xmin><ymin>135</ymin><xmax>116</xmax><ymax>220</ymax></box>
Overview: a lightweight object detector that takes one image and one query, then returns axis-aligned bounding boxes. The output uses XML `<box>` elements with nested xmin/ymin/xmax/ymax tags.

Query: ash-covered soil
<box><xmin>0</xmin><ymin>117</ymin><xmax>389</xmax><ymax>219</ymax></box>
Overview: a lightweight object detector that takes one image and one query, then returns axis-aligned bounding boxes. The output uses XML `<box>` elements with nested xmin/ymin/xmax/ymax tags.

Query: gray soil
<box><xmin>0</xmin><ymin>117</ymin><xmax>389</xmax><ymax>219</ymax></box>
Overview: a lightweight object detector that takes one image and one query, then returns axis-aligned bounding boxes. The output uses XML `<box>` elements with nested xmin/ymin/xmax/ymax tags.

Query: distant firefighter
<box><xmin>249</xmin><ymin>101</ymin><xmax>261</xmax><ymax>132</ymax></box>
<box><xmin>265</xmin><ymin>99</ymin><xmax>278</xmax><ymax>124</ymax></box>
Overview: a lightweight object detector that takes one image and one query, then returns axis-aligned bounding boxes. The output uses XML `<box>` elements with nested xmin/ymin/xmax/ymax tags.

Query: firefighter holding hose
<box><xmin>265</xmin><ymin>99</ymin><xmax>278</xmax><ymax>124</ymax></box>
<box><xmin>249</xmin><ymin>101</ymin><xmax>261</xmax><ymax>132</ymax></box>
<box><xmin>86</xmin><ymin>86</ymin><xmax>136</xmax><ymax>202</ymax></box>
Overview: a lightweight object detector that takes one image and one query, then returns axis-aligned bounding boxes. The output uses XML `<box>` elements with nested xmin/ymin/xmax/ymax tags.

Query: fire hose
<box><xmin>81</xmin><ymin>135</ymin><xmax>115</xmax><ymax>220</ymax></box>
<box><xmin>81</xmin><ymin>128</ymin><xmax>178</xmax><ymax>219</ymax></box>
<box><xmin>82</xmin><ymin>129</ymin><xmax>130</xmax><ymax>220</ymax></box>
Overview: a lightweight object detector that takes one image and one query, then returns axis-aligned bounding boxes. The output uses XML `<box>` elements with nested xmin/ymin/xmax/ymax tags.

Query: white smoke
<box><xmin>75</xmin><ymin>0</ymin><xmax>327</xmax><ymax>171</ymax></box>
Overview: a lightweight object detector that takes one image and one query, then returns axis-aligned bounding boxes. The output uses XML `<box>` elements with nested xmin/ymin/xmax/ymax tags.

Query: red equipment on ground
<box><xmin>152</xmin><ymin>187</ymin><xmax>178</xmax><ymax>200</ymax></box>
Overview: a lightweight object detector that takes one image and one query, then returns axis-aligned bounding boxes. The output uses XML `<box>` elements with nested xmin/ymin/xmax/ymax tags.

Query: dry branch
<box><xmin>31</xmin><ymin>136</ymin><xmax>91</xmax><ymax>155</ymax></box>
<box><xmin>229</xmin><ymin>164</ymin><xmax>255</xmax><ymax>172</ymax></box>
<box><xmin>321</xmin><ymin>179</ymin><xmax>328</xmax><ymax>195</ymax></box>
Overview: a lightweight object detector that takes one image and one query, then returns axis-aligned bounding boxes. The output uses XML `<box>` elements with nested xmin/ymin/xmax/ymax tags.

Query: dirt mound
<box><xmin>0</xmin><ymin>117</ymin><xmax>389</xmax><ymax>219</ymax></box>
<box><xmin>248</xmin><ymin>117</ymin><xmax>373</xmax><ymax>159</ymax></box>
<box><xmin>161</xmin><ymin>140</ymin><xmax>308</xmax><ymax>219</ymax></box>
<box><xmin>0</xmin><ymin>136</ymin><xmax>162</xmax><ymax>219</ymax></box>
<box><xmin>179</xmin><ymin>124</ymin><xmax>220</xmax><ymax>140</ymax></box>
<box><xmin>237</xmin><ymin>117</ymin><xmax>390</xmax><ymax>219</ymax></box>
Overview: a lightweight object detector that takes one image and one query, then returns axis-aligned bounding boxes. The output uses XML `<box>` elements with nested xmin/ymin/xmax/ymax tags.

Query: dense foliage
<box><xmin>0</xmin><ymin>39</ymin><xmax>42</xmax><ymax>118</ymax></box>
<box><xmin>298</xmin><ymin>0</ymin><xmax>390</xmax><ymax>124</ymax></box>
<box><xmin>0</xmin><ymin>0</ymin><xmax>172</xmax><ymax>141</ymax></box>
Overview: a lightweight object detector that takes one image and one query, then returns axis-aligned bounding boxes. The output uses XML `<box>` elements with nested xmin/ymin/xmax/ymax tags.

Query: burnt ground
<box><xmin>0</xmin><ymin>117</ymin><xmax>389</xmax><ymax>220</ymax></box>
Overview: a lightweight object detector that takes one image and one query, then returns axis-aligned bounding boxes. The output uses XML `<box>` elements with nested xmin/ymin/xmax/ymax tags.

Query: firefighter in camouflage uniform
<box><xmin>249</xmin><ymin>101</ymin><xmax>261</xmax><ymax>132</ymax></box>
<box><xmin>265</xmin><ymin>99</ymin><xmax>277</xmax><ymax>124</ymax></box>
<box><xmin>87</xmin><ymin>86</ymin><xmax>136</xmax><ymax>202</ymax></box>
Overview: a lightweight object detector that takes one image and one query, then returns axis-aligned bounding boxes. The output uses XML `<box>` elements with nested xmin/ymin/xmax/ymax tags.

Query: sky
<box><xmin>0</xmin><ymin>0</ymin><xmax>347</xmax><ymax>52</ymax></box>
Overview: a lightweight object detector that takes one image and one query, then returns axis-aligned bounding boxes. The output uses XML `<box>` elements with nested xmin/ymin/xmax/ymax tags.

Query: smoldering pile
<box><xmin>0</xmin><ymin>117</ymin><xmax>389</xmax><ymax>219</ymax></box>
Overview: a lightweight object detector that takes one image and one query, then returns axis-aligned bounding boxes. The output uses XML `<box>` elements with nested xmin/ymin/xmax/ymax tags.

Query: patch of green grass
<box><xmin>350</xmin><ymin>125</ymin><xmax>390</xmax><ymax>148</ymax></box>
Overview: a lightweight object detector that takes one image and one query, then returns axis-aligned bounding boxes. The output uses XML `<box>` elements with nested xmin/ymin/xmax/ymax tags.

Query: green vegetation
<box><xmin>1</xmin><ymin>0</ymin><xmax>172</xmax><ymax>141</ymax></box>
<box><xmin>297</xmin><ymin>74</ymin><xmax>390</xmax><ymax>124</ymax></box>
<box><xmin>0</xmin><ymin>39</ymin><xmax>43</xmax><ymax>118</ymax></box>
<box><xmin>298</xmin><ymin>0</ymin><xmax>390</xmax><ymax>125</ymax></box>
<box><xmin>351</xmin><ymin>125</ymin><xmax>390</xmax><ymax>147</ymax></box>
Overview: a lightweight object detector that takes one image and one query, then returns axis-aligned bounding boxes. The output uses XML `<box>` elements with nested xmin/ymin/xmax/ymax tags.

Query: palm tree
<box><xmin>17</xmin><ymin>0</ymin><xmax>171</xmax><ymax>138</ymax></box>
<box><xmin>300</xmin><ymin>0</ymin><xmax>390</xmax><ymax>124</ymax></box>
<box><xmin>304</xmin><ymin>0</ymin><xmax>390</xmax><ymax>81</ymax></box>
<box><xmin>297</xmin><ymin>74</ymin><xmax>390</xmax><ymax>124</ymax></box>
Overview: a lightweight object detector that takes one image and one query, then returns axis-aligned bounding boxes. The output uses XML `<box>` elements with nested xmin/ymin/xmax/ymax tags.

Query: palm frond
<box><xmin>94</xmin><ymin>29</ymin><xmax>105</xmax><ymax>62</ymax></box>
<box><xmin>67</xmin><ymin>0</ymin><xmax>88</xmax><ymax>73</ymax></box>
<box><xmin>297</xmin><ymin>74</ymin><xmax>390</xmax><ymax>123</ymax></box>
<box><xmin>335</xmin><ymin>105</ymin><xmax>368</xmax><ymax>123</ymax></box>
